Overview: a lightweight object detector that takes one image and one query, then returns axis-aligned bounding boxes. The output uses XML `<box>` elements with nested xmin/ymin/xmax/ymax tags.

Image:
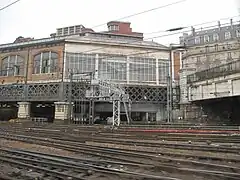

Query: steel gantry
<box><xmin>86</xmin><ymin>78</ymin><xmax>131</xmax><ymax>127</ymax></box>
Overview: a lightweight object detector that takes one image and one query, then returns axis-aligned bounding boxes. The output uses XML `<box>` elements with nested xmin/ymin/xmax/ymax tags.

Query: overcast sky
<box><xmin>0</xmin><ymin>0</ymin><xmax>239</xmax><ymax>45</ymax></box>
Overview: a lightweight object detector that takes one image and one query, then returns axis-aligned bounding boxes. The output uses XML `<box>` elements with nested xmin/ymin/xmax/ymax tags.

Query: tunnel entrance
<box><xmin>0</xmin><ymin>103</ymin><xmax>18</xmax><ymax>121</ymax></box>
<box><xmin>198</xmin><ymin>96</ymin><xmax>240</xmax><ymax>125</ymax></box>
<box><xmin>31</xmin><ymin>102</ymin><xmax>55</xmax><ymax>122</ymax></box>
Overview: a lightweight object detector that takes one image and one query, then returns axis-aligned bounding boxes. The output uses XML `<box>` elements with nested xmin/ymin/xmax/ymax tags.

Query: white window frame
<box><xmin>34</xmin><ymin>51</ymin><xmax>57</xmax><ymax>74</ymax></box>
<box><xmin>195</xmin><ymin>36</ymin><xmax>201</xmax><ymax>44</ymax></box>
<box><xmin>204</xmin><ymin>35</ymin><xmax>209</xmax><ymax>43</ymax></box>
<box><xmin>236</xmin><ymin>29</ymin><xmax>240</xmax><ymax>37</ymax></box>
<box><xmin>225</xmin><ymin>32</ymin><xmax>231</xmax><ymax>40</ymax></box>
<box><xmin>213</xmin><ymin>33</ymin><xmax>219</xmax><ymax>41</ymax></box>
<box><xmin>1</xmin><ymin>55</ymin><xmax>23</xmax><ymax>76</ymax></box>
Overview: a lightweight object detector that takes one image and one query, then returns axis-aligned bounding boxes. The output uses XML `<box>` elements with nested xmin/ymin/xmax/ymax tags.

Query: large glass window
<box><xmin>236</xmin><ymin>29</ymin><xmax>240</xmax><ymax>37</ymax></box>
<box><xmin>195</xmin><ymin>36</ymin><xmax>201</xmax><ymax>44</ymax></box>
<box><xmin>1</xmin><ymin>55</ymin><xmax>24</xmax><ymax>76</ymax></box>
<box><xmin>158</xmin><ymin>60</ymin><xmax>168</xmax><ymax>83</ymax></box>
<box><xmin>204</xmin><ymin>35</ymin><xmax>209</xmax><ymax>43</ymax></box>
<box><xmin>213</xmin><ymin>33</ymin><xmax>219</xmax><ymax>41</ymax></box>
<box><xmin>33</xmin><ymin>51</ymin><xmax>58</xmax><ymax>74</ymax></box>
<box><xmin>129</xmin><ymin>57</ymin><xmax>156</xmax><ymax>83</ymax></box>
<box><xmin>99</xmin><ymin>55</ymin><xmax>127</xmax><ymax>81</ymax></box>
<box><xmin>65</xmin><ymin>53</ymin><xmax>96</xmax><ymax>75</ymax></box>
<box><xmin>225</xmin><ymin>32</ymin><xmax>231</xmax><ymax>40</ymax></box>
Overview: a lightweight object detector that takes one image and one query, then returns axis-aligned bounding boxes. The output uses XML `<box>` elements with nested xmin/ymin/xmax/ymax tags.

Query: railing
<box><xmin>187</xmin><ymin>59</ymin><xmax>240</xmax><ymax>84</ymax></box>
<box><xmin>0</xmin><ymin>82</ymin><xmax>167</xmax><ymax>103</ymax></box>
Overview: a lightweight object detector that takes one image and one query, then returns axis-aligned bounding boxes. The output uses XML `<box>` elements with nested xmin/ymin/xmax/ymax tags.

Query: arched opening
<box><xmin>1</xmin><ymin>55</ymin><xmax>24</xmax><ymax>76</ymax></box>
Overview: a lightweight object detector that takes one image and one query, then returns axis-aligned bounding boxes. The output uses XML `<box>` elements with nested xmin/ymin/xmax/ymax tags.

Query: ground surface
<box><xmin>0</xmin><ymin>122</ymin><xmax>239</xmax><ymax>180</ymax></box>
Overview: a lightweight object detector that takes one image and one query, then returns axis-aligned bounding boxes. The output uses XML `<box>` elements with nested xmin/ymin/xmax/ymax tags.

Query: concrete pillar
<box><xmin>156</xmin><ymin>104</ymin><xmax>166</xmax><ymax>122</ymax></box>
<box><xmin>54</xmin><ymin>102</ymin><xmax>73</xmax><ymax>120</ymax></box>
<box><xmin>18</xmin><ymin>102</ymin><xmax>30</xmax><ymax>119</ymax></box>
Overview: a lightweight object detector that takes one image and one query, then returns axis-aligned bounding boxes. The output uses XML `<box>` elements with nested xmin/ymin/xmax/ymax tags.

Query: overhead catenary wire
<box><xmin>0</xmin><ymin>0</ymin><xmax>21</xmax><ymax>11</ymax></box>
<box><xmin>61</xmin><ymin>18</ymin><xmax>240</xmax><ymax>56</ymax></box>
<box><xmin>90</xmin><ymin>0</ymin><xmax>188</xmax><ymax>29</ymax></box>
<box><xmin>1</xmin><ymin>13</ymin><xmax>240</xmax><ymax>81</ymax></box>
<box><xmin>3</xmin><ymin>35</ymin><xmax>240</xmax><ymax>75</ymax></box>
<box><xmin>4</xmin><ymin>32</ymin><xmax>240</xmax><ymax>78</ymax></box>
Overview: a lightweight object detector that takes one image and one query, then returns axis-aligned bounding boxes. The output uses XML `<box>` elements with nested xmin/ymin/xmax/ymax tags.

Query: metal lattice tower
<box><xmin>86</xmin><ymin>78</ymin><xmax>130</xmax><ymax>127</ymax></box>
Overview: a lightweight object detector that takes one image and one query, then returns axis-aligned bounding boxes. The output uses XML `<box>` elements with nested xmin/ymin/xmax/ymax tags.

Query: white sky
<box><xmin>0</xmin><ymin>0</ymin><xmax>239</xmax><ymax>45</ymax></box>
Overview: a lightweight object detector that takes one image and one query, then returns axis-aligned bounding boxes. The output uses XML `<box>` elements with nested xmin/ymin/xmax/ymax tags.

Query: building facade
<box><xmin>179</xmin><ymin>19</ymin><xmax>240</xmax><ymax>120</ymax></box>
<box><xmin>0</xmin><ymin>21</ymin><xmax>170</xmax><ymax>123</ymax></box>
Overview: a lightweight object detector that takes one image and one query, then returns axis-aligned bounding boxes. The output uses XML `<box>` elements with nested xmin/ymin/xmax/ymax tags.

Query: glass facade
<box><xmin>158</xmin><ymin>60</ymin><xmax>168</xmax><ymax>83</ymax></box>
<box><xmin>65</xmin><ymin>53</ymin><xmax>96</xmax><ymax>74</ymax></box>
<box><xmin>99</xmin><ymin>55</ymin><xmax>127</xmax><ymax>82</ymax></box>
<box><xmin>65</xmin><ymin>52</ymin><xmax>168</xmax><ymax>84</ymax></box>
<box><xmin>129</xmin><ymin>57</ymin><xmax>156</xmax><ymax>83</ymax></box>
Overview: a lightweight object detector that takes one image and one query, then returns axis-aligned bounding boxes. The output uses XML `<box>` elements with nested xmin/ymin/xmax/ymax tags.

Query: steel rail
<box><xmin>1</xmin><ymin>133</ymin><xmax>240</xmax><ymax>171</ymax></box>
<box><xmin>0</xmin><ymin>148</ymin><xmax>180</xmax><ymax>180</ymax></box>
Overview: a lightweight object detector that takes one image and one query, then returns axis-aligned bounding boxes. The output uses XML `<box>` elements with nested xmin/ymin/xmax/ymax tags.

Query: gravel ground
<box><xmin>0</xmin><ymin>138</ymin><xmax>76</xmax><ymax>156</ymax></box>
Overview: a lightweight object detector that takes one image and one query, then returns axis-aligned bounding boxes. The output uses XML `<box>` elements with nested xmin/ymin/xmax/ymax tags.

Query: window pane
<box><xmin>15</xmin><ymin>56</ymin><xmax>24</xmax><ymax>75</ymax></box>
<box><xmin>1</xmin><ymin>57</ymin><xmax>8</xmax><ymax>76</ymax></box>
<box><xmin>42</xmin><ymin>52</ymin><xmax>49</xmax><ymax>60</ymax></box>
<box><xmin>50</xmin><ymin>52</ymin><xmax>58</xmax><ymax>73</ymax></box>
<box><xmin>34</xmin><ymin>54</ymin><xmax>41</xmax><ymax>74</ymax></box>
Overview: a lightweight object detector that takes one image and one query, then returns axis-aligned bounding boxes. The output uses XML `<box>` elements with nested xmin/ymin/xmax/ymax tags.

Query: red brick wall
<box><xmin>173</xmin><ymin>52</ymin><xmax>180</xmax><ymax>81</ymax></box>
<box><xmin>0</xmin><ymin>43</ymin><xmax>64</xmax><ymax>84</ymax></box>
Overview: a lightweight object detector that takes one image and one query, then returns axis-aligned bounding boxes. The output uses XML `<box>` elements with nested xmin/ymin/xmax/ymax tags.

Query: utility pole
<box><xmin>167</xmin><ymin>47</ymin><xmax>173</xmax><ymax>123</ymax></box>
<box><xmin>68</xmin><ymin>71</ymin><xmax>73</xmax><ymax>123</ymax></box>
<box><xmin>165</xmin><ymin>26</ymin><xmax>186</xmax><ymax>123</ymax></box>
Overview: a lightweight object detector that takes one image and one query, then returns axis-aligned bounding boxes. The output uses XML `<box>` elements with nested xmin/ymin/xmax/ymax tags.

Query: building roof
<box><xmin>65</xmin><ymin>33</ymin><xmax>168</xmax><ymax>50</ymax></box>
<box><xmin>0</xmin><ymin>32</ymin><xmax>168</xmax><ymax>50</ymax></box>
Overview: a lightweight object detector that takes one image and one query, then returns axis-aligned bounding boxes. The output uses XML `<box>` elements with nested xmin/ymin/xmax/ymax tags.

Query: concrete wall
<box><xmin>95</xmin><ymin>102</ymin><xmax>166</xmax><ymax>121</ymax></box>
<box><xmin>189</xmin><ymin>72</ymin><xmax>240</xmax><ymax>101</ymax></box>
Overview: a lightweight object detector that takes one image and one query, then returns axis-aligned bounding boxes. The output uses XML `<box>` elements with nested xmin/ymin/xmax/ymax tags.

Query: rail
<box><xmin>187</xmin><ymin>59</ymin><xmax>240</xmax><ymax>84</ymax></box>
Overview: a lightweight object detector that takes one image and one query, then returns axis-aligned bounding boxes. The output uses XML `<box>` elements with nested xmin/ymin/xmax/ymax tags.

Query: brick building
<box><xmin>0</xmin><ymin>21</ymin><xmax>170</xmax><ymax>123</ymax></box>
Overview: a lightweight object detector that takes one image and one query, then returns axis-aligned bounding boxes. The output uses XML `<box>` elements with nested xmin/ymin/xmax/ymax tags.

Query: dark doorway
<box><xmin>31</xmin><ymin>102</ymin><xmax>55</xmax><ymax>122</ymax></box>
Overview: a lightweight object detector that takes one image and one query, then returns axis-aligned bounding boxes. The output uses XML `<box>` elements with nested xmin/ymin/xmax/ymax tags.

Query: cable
<box><xmin>91</xmin><ymin>0</ymin><xmax>188</xmax><ymax>29</ymax></box>
<box><xmin>0</xmin><ymin>0</ymin><xmax>21</xmax><ymax>11</ymax></box>
<box><xmin>2</xmin><ymin>40</ymin><xmax>239</xmax><ymax>78</ymax></box>
<box><xmin>62</xmin><ymin>18</ymin><xmax>240</xmax><ymax>56</ymax></box>
<box><xmin>2</xmin><ymin>17</ymin><xmax>240</xmax><ymax>81</ymax></box>
<box><xmin>2</xmin><ymin>39</ymin><xmax>239</xmax><ymax>76</ymax></box>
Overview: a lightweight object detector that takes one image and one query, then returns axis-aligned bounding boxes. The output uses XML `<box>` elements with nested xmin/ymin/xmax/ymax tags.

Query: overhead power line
<box><xmin>91</xmin><ymin>0</ymin><xmax>188</xmax><ymax>29</ymax></box>
<box><xmin>0</xmin><ymin>0</ymin><xmax>21</xmax><ymax>11</ymax></box>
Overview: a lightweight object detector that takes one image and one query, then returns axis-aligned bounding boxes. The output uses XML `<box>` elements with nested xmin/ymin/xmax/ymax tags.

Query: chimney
<box><xmin>191</xmin><ymin>26</ymin><xmax>195</xmax><ymax>35</ymax></box>
<box><xmin>230</xmin><ymin>19</ymin><xmax>233</xmax><ymax>28</ymax></box>
<box><xmin>218</xmin><ymin>21</ymin><xmax>221</xmax><ymax>30</ymax></box>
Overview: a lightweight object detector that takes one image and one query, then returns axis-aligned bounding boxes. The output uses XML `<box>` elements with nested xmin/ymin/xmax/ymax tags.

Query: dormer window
<box><xmin>108</xmin><ymin>25</ymin><xmax>119</xmax><ymax>31</ymax></box>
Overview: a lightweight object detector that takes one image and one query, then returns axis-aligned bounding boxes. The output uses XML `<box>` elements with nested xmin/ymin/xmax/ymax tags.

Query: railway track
<box><xmin>0</xmin><ymin>132</ymin><xmax>240</xmax><ymax>180</ymax></box>
<box><xmin>3</xmin><ymin>129</ymin><xmax>240</xmax><ymax>154</ymax></box>
<box><xmin>1</xmin><ymin>123</ymin><xmax>240</xmax><ymax>179</ymax></box>
<box><xmin>3</xmin><ymin>124</ymin><xmax>240</xmax><ymax>144</ymax></box>
<box><xmin>0</xmin><ymin>148</ymin><xmax>174</xmax><ymax>180</ymax></box>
